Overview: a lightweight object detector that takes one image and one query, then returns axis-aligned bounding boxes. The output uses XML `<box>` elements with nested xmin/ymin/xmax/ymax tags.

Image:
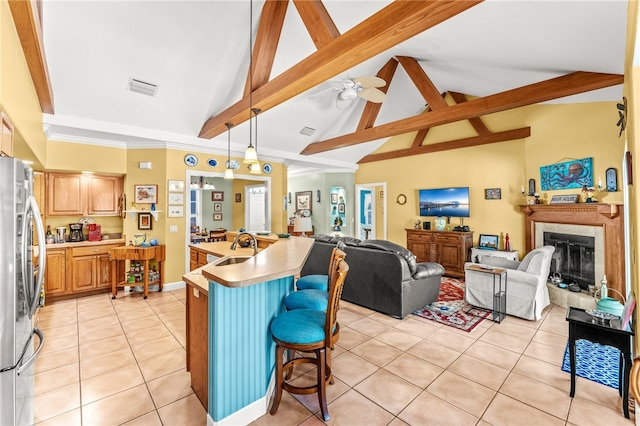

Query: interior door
<box><xmin>355</xmin><ymin>183</ymin><xmax>387</xmax><ymax>240</ymax></box>
<box><xmin>245</xmin><ymin>184</ymin><xmax>267</xmax><ymax>232</ymax></box>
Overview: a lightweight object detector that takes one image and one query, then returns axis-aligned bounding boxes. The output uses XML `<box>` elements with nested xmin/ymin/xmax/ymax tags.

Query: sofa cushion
<box><xmin>359</xmin><ymin>239</ymin><xmax>417</xmax><ymax>275</ymax></box>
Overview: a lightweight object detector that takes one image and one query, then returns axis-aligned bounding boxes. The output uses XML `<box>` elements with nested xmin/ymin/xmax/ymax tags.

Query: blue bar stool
<box><xmin>269</xmin><ymin>259</ymin><xmax>349</xmax><ymax>421</ymax></box>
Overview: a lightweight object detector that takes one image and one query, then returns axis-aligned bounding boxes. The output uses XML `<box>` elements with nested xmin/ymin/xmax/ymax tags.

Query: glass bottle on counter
<box><xmin>46</xmin><ymin>226</ymin><xmax>55</xmax><ymax>244</ymax></box>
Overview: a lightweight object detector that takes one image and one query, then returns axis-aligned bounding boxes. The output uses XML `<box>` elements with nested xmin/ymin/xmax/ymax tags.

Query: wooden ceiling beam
<box><xmin>356</xmin><ymin>58</ymin><xmax>399</xmax><ymax>131</ymax></box>
<box><xmin>199</xmin><ymin>0</ymin><xmax>482</xmax><ymax>138</ymax></box>
<box><xmin>397</xmin><ymin>56</ymin><xmax>448</xmax><ymax>110</ymax></box>
<box><xmin>411</xmin><ymin>128</ymin><xmax>429</xmax><ymax>148</ymax></box>
<box><xmin>8</xmin><ymin>0</ymin><xmax>54</xmax><ymax>114</ymax></box>
<box><xmin>449</xmin><ymin>91</ymin><xmax>490</xmax><ymax>136</ymax></box>
<box><xmin>292</xmin><ymin>0</ymin><xmax>340</xmax><ymax>49</ymax></box>
<box><xmin>244</xmin><ymin>0</ymin><xmax>289</xmax><ymax>95</ymax></box>
<box><xmin>358</xmin><ymin>127</ymin><xmax>531</xmax><ymax>163</ymax></box>
<box><xmin>301</xmin><ymin>71</ymin><xmax>623</xmax><ymax>155</ymax></box>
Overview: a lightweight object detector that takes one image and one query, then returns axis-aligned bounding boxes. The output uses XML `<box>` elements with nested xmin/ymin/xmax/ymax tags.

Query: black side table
<box><xmin>566</xmin><ymin>307</ymin><xmax>634</xmax><ymax>418</ymax></box>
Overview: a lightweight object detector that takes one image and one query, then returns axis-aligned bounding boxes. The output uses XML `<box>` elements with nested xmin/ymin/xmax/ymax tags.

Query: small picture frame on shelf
<box><xmin>138</xmin><ymin>213</ymin><xmax>152</xmax><ymax>230</ymax></box>
<box><xmin>134</xmin><ymin>185</ymin><xmax>158</xmax><ymax>204</ymax></box>
<box><xmin>213</xmin><ymin>202</ymin><xmax>222</xmax><ymax>212</ymax></box>
<box><xmin>484</xmin><ymin>188</ymin><xmax>501</xmax><ymax>200</ymax></box>
<box><xmin>331</xmin><ymin>193</ymin><xmax>338</xmax><ymax>204</ymax></box>
<box><xmin>338</xmin><ymin>203</ymin><xmax>345</xmax><ymax>214</ymax></box>
<box><xmin>213</xmin><ymin>213</ymin><xmax>223</xmax><ymax>221</ymax></box>
<box><xmin>212</xmin><ymin>191</ymin><xmax>224</xmax><ymax>201</ymax></box>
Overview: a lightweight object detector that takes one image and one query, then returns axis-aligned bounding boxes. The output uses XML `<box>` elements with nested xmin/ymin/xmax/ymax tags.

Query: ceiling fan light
<box><xmin>340</xmin><ymin>88</ymin><xmax>357</xmax><ymax>100</ymax></box>
<box><xmin>224</xmin><ymin>168</ymin><xmax>235</xmax><ymax>180</ymax></box>
<box><xmin>244</xmin><ymin>145</ymin><xmax>258</xmax><ymax>164</ymax></box>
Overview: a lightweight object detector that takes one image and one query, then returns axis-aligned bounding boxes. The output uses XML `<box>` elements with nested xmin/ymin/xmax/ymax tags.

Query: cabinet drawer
<box><xmin>72</xmin><ymin>244</ymin><xmax>120</xmax><ymax>257</ymax></box>
<box><xmin>197</xmin><ymin>251</ymin><xmax>208</xmax><ymax>265</ymax></box>
<box><xmin>432</xmin><ymin>235</ymin><xmax>461</xmax><ymax>244</ymax></box>
<box><xmin>408</xmin><ymin>233</ymin><xmax>432</xmax><ymax>242</ymax></box>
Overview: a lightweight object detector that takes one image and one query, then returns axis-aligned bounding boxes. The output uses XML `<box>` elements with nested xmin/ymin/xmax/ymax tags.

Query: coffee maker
<box><xmin>69</xmin><ymin>223</ymin><xmax>84</xmax><ymax>242</ymax></box>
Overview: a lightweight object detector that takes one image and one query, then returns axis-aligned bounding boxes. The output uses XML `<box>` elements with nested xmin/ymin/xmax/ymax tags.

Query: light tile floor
<box><xmin>34</xmin><ymin>289</ymin><xmax>634</xmax><ymax>425</ymax></box>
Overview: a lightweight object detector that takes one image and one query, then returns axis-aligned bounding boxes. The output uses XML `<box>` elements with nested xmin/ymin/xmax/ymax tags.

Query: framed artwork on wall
<box><xmin>539</xmin><ymin>157</ymin><xmax>593</xmax><ymax>190</ymax></box>
<box><xmin>213</xmin><ymin>213</ymin><xmax>223</xmax><ymax>221</ymax></box>
<box><xmin>213</xmin><ymin>202</ymin><xmax>222</xmax><ymax>212</ymax></box>
<box><xmin>134</xmin><ymin>185</ymin><xmax>158</xmax><ymax>204</ymax></box>
<box><xmin>295</xmin><ymin>191</ymin><xmax>312</xmax><ymax>214</ymax></box>
<box><xmin>212</xmin><ymin>191</ymin><xmax>224</xmax><ymax>201</ymax></box>
<box><xmin>138</xmin><ymin>213</ymin><xmax>152</xmax><ymax>230</ymax></box>
<box><xmin>167</xmin><ymin>206</ymin><xmax>184</xmax><ymax>217</ymax></box>
<box><xmin>484</xmin><ymin>188</ymin><xmax>501</xmax><ymax>200</ymax></box>
<box><xmin>168</xmin><ymin>180</ymin><xmax>184</xmax><ymax>193</ymax></box>
<box><xmin>168</xmin><ymin>193</ymin><xmax>184</xmax><ymax>205</ymax></box>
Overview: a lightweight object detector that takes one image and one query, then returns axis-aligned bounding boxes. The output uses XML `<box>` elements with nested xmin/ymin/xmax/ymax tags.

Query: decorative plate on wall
<box><xmin>207</xmin><ymin>158</ymin><xmax>218</xmax><ymax>167</ymax></box>
<box><xmin>226</xmin><ymin>159</ymin><xmax>240</xmax><ymax>170</ymax></box>
<box><xmin>262</xmin><ymin>163</ymin><xmax>272</xmax><ymax>174</ymax></box>
<box><xmin>184</xmin><ymin>154</ymin><xmax>198</xmax><ymax>167</ymax></box>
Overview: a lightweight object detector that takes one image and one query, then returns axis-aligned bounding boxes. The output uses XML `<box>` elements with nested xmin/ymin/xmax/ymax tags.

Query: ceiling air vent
<box><xmin>300</xmin><ymin>127</ymin><xmax>316</xmax><ymax>136</ymax></box>
<box><xmin>127</xmin><ymin>77</ymin><xmax>158</xmax><ymax>97</ymax></box>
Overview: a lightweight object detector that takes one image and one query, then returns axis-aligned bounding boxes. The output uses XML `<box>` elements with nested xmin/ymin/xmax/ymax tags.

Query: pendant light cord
<box><xmin>248</xmin><ymin>0</ymin><xmax>253</xmax><ymax>149</ymax></box>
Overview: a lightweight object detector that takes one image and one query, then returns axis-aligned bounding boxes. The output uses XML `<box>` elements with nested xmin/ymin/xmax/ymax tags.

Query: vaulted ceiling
<box><xmin>14</xmin><ymin>1</ymin><xmax>627</xmax><ymax>176</ymax></box>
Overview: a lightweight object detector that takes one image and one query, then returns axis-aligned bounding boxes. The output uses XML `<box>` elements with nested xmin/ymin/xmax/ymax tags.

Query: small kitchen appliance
<box><xmin>55</xmin><ymin>227</ymin><xmax>67</xmax><ymax>243</ymax></box>
<box><xmin>69</xmin><ymin>223</ymin><xmax>83</xmax><ymax>242</ymax></box>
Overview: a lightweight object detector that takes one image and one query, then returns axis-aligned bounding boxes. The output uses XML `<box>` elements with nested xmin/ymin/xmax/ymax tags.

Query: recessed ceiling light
<box><xmin>300</xmin><ymin>127</ymin><xmax>316</xmax><ymax>136</ymax></box>
<box><xmin>127</xmin><ymin>77</ymin><xmax>158</xmax><ymax>97</ymax></box>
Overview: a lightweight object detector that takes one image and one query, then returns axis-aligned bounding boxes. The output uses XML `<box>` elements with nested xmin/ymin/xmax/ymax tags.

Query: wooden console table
<box><xmin>406</xmin><ymin>229</ymin><xmax>473</xmax><ymax>277</ymax></box>
<box><xmin>109</xmin><ymin>245</ymin><xmax>165</xmax><ymax>299</ymax></box>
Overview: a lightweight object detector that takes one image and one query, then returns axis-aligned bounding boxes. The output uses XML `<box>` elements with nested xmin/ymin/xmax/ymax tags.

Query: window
<box><xmin>189</xmin><ymin>189</ymin><xmax>201</xmax><ymax>229</ymax></box>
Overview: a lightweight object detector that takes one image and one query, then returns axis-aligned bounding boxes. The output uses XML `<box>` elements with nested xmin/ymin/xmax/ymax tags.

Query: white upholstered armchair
<box><xmin>464</xmin><ymin>245</ymin><xmax>555</xmax><ymax>321</ymax></box>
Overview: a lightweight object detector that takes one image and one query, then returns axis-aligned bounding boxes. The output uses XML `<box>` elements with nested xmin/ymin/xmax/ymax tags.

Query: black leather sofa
<box><xmin>299</xmin><ymin>235</ymin><xmax>445</xmax><ymax>318</ymax></box>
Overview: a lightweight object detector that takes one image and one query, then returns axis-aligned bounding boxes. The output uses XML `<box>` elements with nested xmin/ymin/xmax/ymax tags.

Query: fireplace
<box><xmin>543</xmin><ymin>231</ymin><xmax>595</xmax><ymax>290</ymax></box>
<box><xmin>520</xmin><ymin>203</ymin><xmax>624</xmax><ymax>300</ymax></box>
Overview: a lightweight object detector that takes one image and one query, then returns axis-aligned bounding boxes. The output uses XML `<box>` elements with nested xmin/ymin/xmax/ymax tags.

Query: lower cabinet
<box><xmin>406</xmin><ymin>229</ymin><xmax>473</xmax><ymax>277</ymax></box>
<box><xmin>45</xmin><ymin>242</ymin><xmax>123</xmax><ymax>300</ymax></box>
<box><xmin>186</xmin><ymin>283</ymin><xmax>208</xmax><ymax>410</ymax></box>
<box><xmin>45</xmin><ymin>248</ymin><xmax>67</xmax><ymax>296</ymax></box>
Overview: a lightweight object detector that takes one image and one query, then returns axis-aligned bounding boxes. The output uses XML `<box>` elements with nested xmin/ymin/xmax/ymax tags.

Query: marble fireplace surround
<box><xmin>519</xmin><ymin>203</ymin><xmax>625</xmax><ymax>300</ymax></box>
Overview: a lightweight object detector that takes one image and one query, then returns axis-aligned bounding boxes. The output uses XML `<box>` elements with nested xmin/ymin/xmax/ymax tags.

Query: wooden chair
<box><xmin>209</xmin><ymin>229</ymin><xmax>226</xmax><ymax>242</ymax></box>
<box><xmin>269</xmin><ymin>258</ymin><xmax>349</xmax><ymax>421</ymax></box>
<box><xmin>295</xmin><ymin>241</ymin><xmax>347</xmax><ymax>291</ymax></box>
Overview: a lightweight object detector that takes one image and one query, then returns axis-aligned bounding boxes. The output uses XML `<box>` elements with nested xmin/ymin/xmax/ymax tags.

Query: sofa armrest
<box><xmin>413</xmin><ymin>262</ymin><xmax>445</xmax><ymax>279</ymax></box>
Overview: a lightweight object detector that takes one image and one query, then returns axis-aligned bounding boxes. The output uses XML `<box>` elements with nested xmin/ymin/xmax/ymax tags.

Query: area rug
<box><xmin>561</xmin><ymin>340</ymin><xmax>620</xmax><ymax>389</ymax></box>
<box><xmin>412</xmin><ymin>277</ymin><xmax>490</xmax><ymax>332</ymax></box>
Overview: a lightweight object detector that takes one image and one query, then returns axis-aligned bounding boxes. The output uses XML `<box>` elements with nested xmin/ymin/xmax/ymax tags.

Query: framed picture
<box><xmin>484</xmin><ymin>188</ymin><xmax>501</xmax><ymax>200</ymax></box>
<box><xmin>478</xmin><ymin>234</ymin><xmax>499</xmax><ymax>250</ymax></box>
<box><xmin>212</xmin><ymin>191</ymin><xmax>224</xmax><ymax>201</ymax></box>
<box><xmin>213</xmin><ymin>202</ymin><xmax>222</xmax><ymax>212</ymax></box>
<box><xmin>168</xmin><ymin>180</ymin><xmax>184</xmax><ymax>193</ymax></box>
<box><xmin>213</xmin><ymin>213</ymin><xmax>223</xmax><ymax>221</ymax></box>
<box><xmin>167</xmin><ymin>205</ymin><xmax>184</xmax><ymax>217</ymax></box>
<box><xmin>540</xmin><ymin>157</ymin><xmax>593</xmax><ymax>190</ymax></box>
<box><xmin>331</xmin><ymin>193</ymin><xmax>338</xmax><ymax>204</ymax></box>
<box><xmin>134</xmin><ymin>185</ymin><xmax>158</xmax><ymax>204</ymax></box>
<box><xmin>138</xmin><ymin>213</ymin><xmax>152</xmax><ymax>230</ymax></box>
<box><xmin>380</xmin><ymin>190</ymin><xmax>384</xmax><ymax>198</ymax></box>
<box><xmin>338</xmin><ymin>203</ymin><xmax>345</xmax><ymax>214</ymax></box>
<box><xmin>295</xmin><ymin>191</ymin><xmax>312</xmax><ymax>214</ymax></box>
<box><xmin>168</xmin><ymin>193</ymin><xmax>184</xmax><ymax>205</ymax></box>
<box><xmin>316</xmin><ymin>190</ymin><xmax>321</xmax><ymax>203</ymax></box>
<box><xmin>235</xmin><ymin>193</ymin><xmax>242</xmax><ymax>203</ymax></box>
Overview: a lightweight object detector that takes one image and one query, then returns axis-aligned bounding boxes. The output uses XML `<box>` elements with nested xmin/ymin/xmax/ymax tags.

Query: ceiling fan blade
<box><xmin>353</xmin><ymin>76</ymin><xmax>386</xmax><ymax>89</ymax></box>
<box><xmin>358</xmin><ymin>87</ymin><xmax>386</xmax><ymax>103</ymax></box>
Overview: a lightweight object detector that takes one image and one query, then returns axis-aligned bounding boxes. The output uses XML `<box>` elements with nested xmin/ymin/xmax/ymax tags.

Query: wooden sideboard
<box><xmin>406</xmin><ymin>229</ymin><xmax>473</xmax><ymax>278</ymax></box>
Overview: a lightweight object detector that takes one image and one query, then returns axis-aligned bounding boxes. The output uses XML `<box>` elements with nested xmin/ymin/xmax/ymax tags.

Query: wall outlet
<box><xmin>170</xmin><ymin>225</ymin><xmax>178</xmax><ymax>232</ymax></box>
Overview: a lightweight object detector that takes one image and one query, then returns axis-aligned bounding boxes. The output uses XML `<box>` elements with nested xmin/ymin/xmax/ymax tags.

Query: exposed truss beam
<box><xmin>8</xmin><ymin>0</ymin><xmax>54</xmax><ymax>114</ymax></box>
<box><xmin>356</xmin><ymin>58</ymin><xmax>398</xmax><ymax>131</ymax></box>
<box><xmin>449</xmin><ymin>91</ymin><xmax>489</xmax><ymax>135</ymax></box>
<box><xmin>301</xmin><ymin>71</ymin><xmax>623</xmax><ymax>155</ymax></box>
<box><xmin>397</xmin><ymin>56</ymin><xmax>448</xmax><ymax>110</ymax></box>
<box><xmin>244</xmin><ymin>0</ymin><xmax>289</xmax><ymax>95</ymax></box>
<box><xmin>358</xmin><ymin>127</ymin><xmax>531</xmax><ymax>163</ymax></box>
<box><xmin>292</xmin><ymin>0</ymin><xmax>340</xmax><ymax>49</ymax></box>
<box><xmin>199</xmin><ymin>0</ymin><xmax>482</xmax><ymax>138</ymax></box>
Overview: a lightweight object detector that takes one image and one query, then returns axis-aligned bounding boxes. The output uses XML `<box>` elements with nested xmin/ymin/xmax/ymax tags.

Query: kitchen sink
<box><xmin>213</xmin><ymin>256</ymin><xmax>252</xmax><ymax>266</ymax></box>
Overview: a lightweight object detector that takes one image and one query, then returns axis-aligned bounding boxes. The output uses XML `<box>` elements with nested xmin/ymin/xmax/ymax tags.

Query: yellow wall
<box><xmin>356</xmin><ymin>101</ymin><xmax>622</xmax><ymax>257</ymax></box>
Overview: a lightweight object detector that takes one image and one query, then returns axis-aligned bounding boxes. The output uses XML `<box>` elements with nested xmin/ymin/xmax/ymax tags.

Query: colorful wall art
<box><xmin>540</xmin><ymin>157</ymin><xmax>593</xmax><ymax>190</ymax></box>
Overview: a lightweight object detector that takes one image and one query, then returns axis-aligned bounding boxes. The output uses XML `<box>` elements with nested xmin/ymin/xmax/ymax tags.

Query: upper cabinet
<box><xmin>46</xmin><ymin>172</ymin><xmax>123</xmax><ymax>216</ymax></box>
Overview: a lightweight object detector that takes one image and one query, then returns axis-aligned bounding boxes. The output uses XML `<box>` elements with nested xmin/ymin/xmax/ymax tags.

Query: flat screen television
<box><xmin>419</xmin><ymin>187</ymin><xmax>470</xmax><ymax>217</ymax></box>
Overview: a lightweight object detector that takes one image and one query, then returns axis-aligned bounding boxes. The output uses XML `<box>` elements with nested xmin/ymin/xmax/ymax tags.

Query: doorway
<box><xmin>245</xmin><ymin>184</ymin><xmax>267</xmax><ymax>232</ymax></box>
<box><xmin>355</xmin><ymin>182</ymin><xmax>387</xmax><ymax>240</ymax></box>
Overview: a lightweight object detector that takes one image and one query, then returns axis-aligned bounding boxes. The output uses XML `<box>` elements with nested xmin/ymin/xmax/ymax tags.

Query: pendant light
<box><xmin>244</xmin><ymin>0</ymin><xmax>259</xmax><ymax>165</ymax></box>
<box><xmin>249</xmin><ymin>108</ymin><xmax>262</xmax><ymax>174</ymax></box>
<box><xmin>224</xmin><ymin>123</ymin><xmax>234</xmax><ymax>179</ymax></box>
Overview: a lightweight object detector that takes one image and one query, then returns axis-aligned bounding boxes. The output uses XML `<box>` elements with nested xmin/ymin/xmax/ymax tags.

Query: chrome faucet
<box><xmin>230</xmin><ymin>232</ymin><xmax>258</xmax><ymax>255</ymax></box>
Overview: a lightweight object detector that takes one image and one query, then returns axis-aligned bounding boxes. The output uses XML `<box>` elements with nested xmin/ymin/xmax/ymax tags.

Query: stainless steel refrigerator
<box><xmin>0</xmin><ymin>157</ymin><xmax>46</xmax><ymax>425</ymax></box>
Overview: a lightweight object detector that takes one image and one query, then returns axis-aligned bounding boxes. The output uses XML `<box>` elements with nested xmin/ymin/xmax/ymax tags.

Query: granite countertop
<box><xmin>183</xmin><ymin>237</ymin><xmax>313</xmax><ymax>289</ymax></box>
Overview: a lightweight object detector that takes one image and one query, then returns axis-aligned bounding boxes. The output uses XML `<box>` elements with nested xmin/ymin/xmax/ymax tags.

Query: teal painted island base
<box><xmin>208</xmin><ymin>276</ymin><xmax>293</xmax><ymax>424</ymax></box>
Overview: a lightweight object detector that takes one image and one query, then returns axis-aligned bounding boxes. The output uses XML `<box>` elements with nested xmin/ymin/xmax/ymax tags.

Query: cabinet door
<box><xmin>47</xmin><ymin>173</ymin><xmax>84</xmax><ymax>216</ymax></box>
<box><xmin>95</xmin><ymin>255</ymin><xmax>112</xmax><ymax>288</ymax></box>
<box><xmin>45</xmin><ymin>249</ymin><xmax>66</xmax><ymax>295</ymax></box>
<box><xmin>437</xmin><ymin>242</ymin><xmax>463</xmax><ymax>271</ymax></box>
<box><xmin>187</xmin><ymin>286</ymin><xmax>209</xmax><ymax>410</ymax></box>
<box><xmin>87</xmin><ymin>175</ymin><xmax>122</xmax><ymax>216</ymax></box>
<box><xmin>71</xmin><ymin>255</ymin><xmax>96</xmax><ymax>291</ymax></box>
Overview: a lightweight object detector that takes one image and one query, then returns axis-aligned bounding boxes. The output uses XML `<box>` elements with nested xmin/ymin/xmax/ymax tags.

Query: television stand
<box><xmin>406</xmin><ymin>229</ymin><xmax>473</xmax><ymax>278</ymax></box>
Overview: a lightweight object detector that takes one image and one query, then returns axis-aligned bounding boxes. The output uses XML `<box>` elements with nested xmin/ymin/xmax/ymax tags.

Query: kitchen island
<box><xmin>183</xmin><ymin>236</ymin><xmax>314</xmax><ymax>425</ymax></box>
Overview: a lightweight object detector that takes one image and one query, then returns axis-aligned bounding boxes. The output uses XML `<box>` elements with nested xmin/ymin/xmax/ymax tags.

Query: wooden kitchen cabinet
<box><xmin>71</xmin><ymin>244</ymin><xmax>122</xmax><ymax>292</ymax></box>
<box><xmin>406</xmin><ymin>229</ymin><xmax>473</xmax><ymax>278</ymax></box>
<box><xmin>44</xmin><ymin>248</ymin><xmax>66</xmax><ymax>296</ymax></box>
<box><xmin>46</xmin><ymin>172</ymin><xmax>123</xmax><ymax>216</ymax></box>
<box><xmin>186</xmin><ymin>284</ymin><xmax>208</xmax><ymax>410</ymax></box>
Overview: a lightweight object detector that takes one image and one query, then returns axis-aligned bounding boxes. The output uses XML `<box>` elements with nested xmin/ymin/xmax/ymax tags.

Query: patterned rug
<box><xmin>561</xmin><ymin>340</ymin><xmax>620</xmax><ymax>389</ymax></box>
<box><xmin>412</xmin><ymin>277</ymin><xmax>490</xmax><ymax>332</ymax></box>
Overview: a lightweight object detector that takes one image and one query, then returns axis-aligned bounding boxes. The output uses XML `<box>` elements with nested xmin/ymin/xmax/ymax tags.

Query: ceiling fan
<box><xmin>313</xmin><ymin>76</ymin><xmax>387</xmax><ymax>109</ymax></box>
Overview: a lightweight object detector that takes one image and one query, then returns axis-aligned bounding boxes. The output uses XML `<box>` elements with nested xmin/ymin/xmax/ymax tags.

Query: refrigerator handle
<box><xmin>22</xmin><ymin>195</ymin><xmax>46</xmax><ymax>317</ymax></box>
<box><xmin>17</xmin><ymin>328</ymin><xmax>44</xmax><ymax>376</ymax></box>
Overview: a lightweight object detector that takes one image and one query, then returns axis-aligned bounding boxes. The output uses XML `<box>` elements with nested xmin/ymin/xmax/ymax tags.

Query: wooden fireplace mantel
<box><xmin>519</xmin><ymin>203</ymin><xmax>625</xmax><ymax>300</ymax></box>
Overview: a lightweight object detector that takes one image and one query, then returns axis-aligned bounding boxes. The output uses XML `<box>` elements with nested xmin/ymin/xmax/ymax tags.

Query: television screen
<box><xmin>419</xmin><ymin>187</ymin><xmax>470</xmax><ymax>217</ymax></box>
